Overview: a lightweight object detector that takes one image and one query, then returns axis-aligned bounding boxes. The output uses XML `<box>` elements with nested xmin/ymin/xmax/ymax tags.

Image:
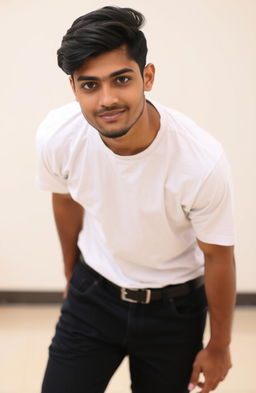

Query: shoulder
<box><xmin>153</xmin><ymin>101</ymin><xmax>224</xmax><ymax>172</ymax></box>
<box><xmin>36</xmin><ymin>101</ymin><xmax>88</xmax><ymax>153</ymax></box>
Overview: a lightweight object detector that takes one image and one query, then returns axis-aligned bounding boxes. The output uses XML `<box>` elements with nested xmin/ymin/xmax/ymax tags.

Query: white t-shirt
<box><xmin>36</xmin><ymin>101</ymin><xmax>235</xmax><ymax>288</ymax></box>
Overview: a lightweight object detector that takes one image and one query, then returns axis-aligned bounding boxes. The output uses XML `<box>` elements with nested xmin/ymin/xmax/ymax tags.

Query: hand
<box><xmin>188</xmin><ymin>346</ymin><xmax>232</xmax><ymax>392</ymax></box>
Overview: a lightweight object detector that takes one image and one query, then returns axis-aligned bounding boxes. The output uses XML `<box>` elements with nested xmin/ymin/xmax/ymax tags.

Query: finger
<box><xmin>188</xmin><ymin>364</ymin><xmax>201</xmax><ymax>391</ymax></box>
<box><xmin>201</xmin><ymin>370</ymin><xmax>230</xmax><ymax>393</ymax></box>
<box><xmin>220</xmin><ymin>370</ymin><xmax>229</xmax><ymax>381</ymax></box>
<box><xmin>200</xmin><ymin>383</ymin><xmax>212</xmax><ymax>393</ymax></box>
<box><xmin>200</xmin><ymin>379</ymin><xmax>219</xmax><ymax>393</ymax></box>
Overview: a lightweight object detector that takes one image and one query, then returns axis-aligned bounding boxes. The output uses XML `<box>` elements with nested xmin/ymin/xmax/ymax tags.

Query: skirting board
<box><xmin>0</xmin><ymin>292</ymin><xmax>255</xmax><ymax>306</ymax></box>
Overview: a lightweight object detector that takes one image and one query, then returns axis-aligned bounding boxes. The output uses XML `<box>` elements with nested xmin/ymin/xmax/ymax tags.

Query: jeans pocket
<box><xmin>69</xmin><ymin>261</ymin><xmax>100</xmax><ymax>296</ymax></box>
<box><xmin>170</xmin><ymin>286</ymin><xmax>208</xmax><ymax>319</ymax></box>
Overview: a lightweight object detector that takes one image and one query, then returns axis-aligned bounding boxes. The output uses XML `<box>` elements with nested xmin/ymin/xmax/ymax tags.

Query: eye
<box><xmin>116</xmin><ymin>76</ymin><xmax>131</xmax><ymax>84</ymax></box>
<box><xmin>81</xmin><ymin>81</ymin><xmax>97</xmax><ymax>90</ymax></box>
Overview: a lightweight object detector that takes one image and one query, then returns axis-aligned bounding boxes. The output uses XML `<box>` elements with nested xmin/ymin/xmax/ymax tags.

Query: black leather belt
<box><xmin>79</xmin><ymin>254</ymin><xmax>204</xmax><ymax>304</ymax></box>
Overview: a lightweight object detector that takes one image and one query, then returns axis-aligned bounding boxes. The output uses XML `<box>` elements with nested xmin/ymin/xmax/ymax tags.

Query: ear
<box><xmin>143</xmin><ymin>63</ymin><xmax>155</xmax><ymax>92</ymax></box>
<box><xmin>69</xmin><ymin>76</ymin><xmax>78</xmax><ymax>100</ymax></box>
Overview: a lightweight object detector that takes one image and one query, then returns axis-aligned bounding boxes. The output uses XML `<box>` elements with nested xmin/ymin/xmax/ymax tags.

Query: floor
<box><xmin>0</xmin><ymin>305</ymin><xmax>255</xmax><ymax>393</ymax></box>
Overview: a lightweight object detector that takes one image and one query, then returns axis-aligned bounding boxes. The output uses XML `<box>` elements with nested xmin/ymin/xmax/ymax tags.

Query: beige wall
<box><xmin>0</xmin><ymin>0</ymin><xmax>255</xmax><ymax>291</ymax></box>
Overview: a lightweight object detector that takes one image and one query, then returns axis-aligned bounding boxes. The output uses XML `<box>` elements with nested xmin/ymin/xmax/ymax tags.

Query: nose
<box><xmin>98</xmin><ymin>83</ymin><xmax>118</xmax><ymax>108</ymax></box>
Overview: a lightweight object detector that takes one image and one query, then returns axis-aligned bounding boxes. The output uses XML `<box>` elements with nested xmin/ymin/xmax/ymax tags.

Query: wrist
<box><xmin>64</xmin><ymin>267</ymin><xmax>74</xmax><ymax>281</ymax></box>
<box><xmin>63</xmin><ymin>255</ymin><xmax>78</xmax><ymax>281</ymax></box>
<box><xmin>206</xmin><ymin>340</ymin><xmax>231</xmax><ymax>353</ymax></box>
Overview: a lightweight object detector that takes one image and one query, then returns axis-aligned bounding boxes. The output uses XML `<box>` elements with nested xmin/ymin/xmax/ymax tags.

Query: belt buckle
<box><xmin>121</xmin><ymin>288</ymin><xmax>151</xmax><ymax>304</ymax></box>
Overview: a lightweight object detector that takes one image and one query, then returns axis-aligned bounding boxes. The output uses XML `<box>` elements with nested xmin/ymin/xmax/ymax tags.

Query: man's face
<box><xmin>70</xmin><ymin>46</ymin><xmax>154</xmax><ymax>139</ymax></box>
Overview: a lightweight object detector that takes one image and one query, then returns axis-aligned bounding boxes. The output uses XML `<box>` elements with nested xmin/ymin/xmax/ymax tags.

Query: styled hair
<box><xmin>57</xmin><ymin>6</ymin><xmax>148</xmax><ymax>75</ymax></box>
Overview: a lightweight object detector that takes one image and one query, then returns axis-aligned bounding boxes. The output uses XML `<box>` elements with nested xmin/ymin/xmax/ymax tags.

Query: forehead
<box><xmin>74</xmin><ymin>46</ymin><xmax>140</xmax><ymax>79</ymax></box>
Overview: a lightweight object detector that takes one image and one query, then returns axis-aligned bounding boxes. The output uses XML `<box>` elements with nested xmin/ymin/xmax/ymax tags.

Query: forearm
<box><xmin>204</xmin><ymin>249</ymin><xmax>236</xmax><ymax>350</ymax></box>
<box><xmin>188</xmin><ymin>242</ymin><xmax>235</xmax><ymax>392</ymax></box>
<box><xmin>52</xmin><ymin>193</ymin><xmax>84</xmax><ymax>280</ymax></box>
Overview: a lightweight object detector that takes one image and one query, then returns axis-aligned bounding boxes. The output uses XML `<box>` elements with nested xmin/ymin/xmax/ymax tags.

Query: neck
<box><xmin>100</xmin><ymin>101</ymin><xmax>160</xmax><ymax>156</ymax></box>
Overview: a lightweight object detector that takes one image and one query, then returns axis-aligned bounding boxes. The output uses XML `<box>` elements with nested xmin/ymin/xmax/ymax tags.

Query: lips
<box><xmin>98</xmin><ymin>109</ymin><xmax>126</xmax><ymax>121</ymax></box>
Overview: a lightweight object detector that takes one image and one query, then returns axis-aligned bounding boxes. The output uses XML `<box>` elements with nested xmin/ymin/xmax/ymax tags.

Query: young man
<box><xmin>37</xmin><ymin>6</ymin><xmax>236</xmax><ymax>393</ymax></box>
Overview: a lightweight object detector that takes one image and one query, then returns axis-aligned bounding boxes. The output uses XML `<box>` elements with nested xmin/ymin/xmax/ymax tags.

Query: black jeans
<box><xmin>41</xmin><ymin>260</ymin><xmax>207</xmax><ymax>393</ymax></box>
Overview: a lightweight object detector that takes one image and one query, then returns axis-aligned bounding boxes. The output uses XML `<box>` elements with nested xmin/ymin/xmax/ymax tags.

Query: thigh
<box><xmin>41</xmin><ymin>336</ymin><xmax>125</xmax><ymax>393</ymax></box>
<box><xmin>128</xmin><ymin>286</ymin><xmax>207</xmax><ymax>393</ymax></box>
<box><xmin>41</xmin><ymin>262</ymin><xmax>126</xmax><ymax>393</ymax></box>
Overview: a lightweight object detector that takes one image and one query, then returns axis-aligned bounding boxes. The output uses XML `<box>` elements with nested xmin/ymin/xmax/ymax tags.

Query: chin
<box><xmin>100</xmin><ymin>128</ymin><xmax>130</xmax><ymax>139</ymax></box>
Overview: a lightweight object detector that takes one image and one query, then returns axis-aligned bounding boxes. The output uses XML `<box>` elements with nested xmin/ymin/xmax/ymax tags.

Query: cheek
<box><xmin>131</xmin><ymin>89</ymin><xmax>145</xmax><ymax>109</ymax></box>
<box><xmin>124</xmin><ymin>87</ymin><xmax>144</xmax><ymax>107</ymax></box>
<box><xmin>78</xmin><ymin>97</ymin><xmax>95</xmax><ymax>115</ymax></box>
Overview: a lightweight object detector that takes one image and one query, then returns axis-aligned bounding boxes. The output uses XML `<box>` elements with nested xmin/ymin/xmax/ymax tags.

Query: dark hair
<box><xmin>57</xmin><ymin>6</ymin><xmax>148</xmax><ymax>75</ymax></box>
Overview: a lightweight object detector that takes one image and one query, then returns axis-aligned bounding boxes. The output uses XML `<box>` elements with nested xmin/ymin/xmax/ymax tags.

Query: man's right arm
<box><xmin>52</xmin><ymin>193</ymin><xmax>84</xmax><ymax>294</ymax></box>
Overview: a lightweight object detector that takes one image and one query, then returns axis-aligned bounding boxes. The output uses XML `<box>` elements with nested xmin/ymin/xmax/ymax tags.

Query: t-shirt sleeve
<box><xmin>36</xmin><ymin>118</ymin><xmax>69</xmax><ymax>194</ymax></box>
<box><xmin>189</xmin><ymin>152</ymin><xmax>235</xmax><ymax>246</ymax></box>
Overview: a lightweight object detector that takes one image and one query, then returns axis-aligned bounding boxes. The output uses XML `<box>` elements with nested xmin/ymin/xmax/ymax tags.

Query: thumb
<box><xmin>188</xmin><ymin>363</ymin><xmax>200</xmax><ymax>391</ymax></box>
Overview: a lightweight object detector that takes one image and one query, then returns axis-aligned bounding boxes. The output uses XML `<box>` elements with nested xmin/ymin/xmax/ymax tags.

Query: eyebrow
<box><xmin>77</xmin><ymin>68</ymin><xmax>134</xmax><ymax>82</ymax></box>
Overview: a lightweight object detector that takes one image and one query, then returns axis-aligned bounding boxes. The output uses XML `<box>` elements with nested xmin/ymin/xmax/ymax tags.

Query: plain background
<box><xmin>0</xmin><ymin>0</ymin><xmax>255</xmax><ymax>292</ymax></box>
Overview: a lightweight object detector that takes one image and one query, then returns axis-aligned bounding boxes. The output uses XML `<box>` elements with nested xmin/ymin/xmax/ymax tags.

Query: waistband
<box><xmin>79</xmin><ymin>254</ymin><xmax>204</xmax><ymax>304</ymax></box>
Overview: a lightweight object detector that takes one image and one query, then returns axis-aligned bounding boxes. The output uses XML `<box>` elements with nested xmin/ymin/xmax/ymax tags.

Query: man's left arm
<box><xmin>188</xmin><ymin>240</ymin><xmax>236</xmax><ymax>393</ymax></box>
